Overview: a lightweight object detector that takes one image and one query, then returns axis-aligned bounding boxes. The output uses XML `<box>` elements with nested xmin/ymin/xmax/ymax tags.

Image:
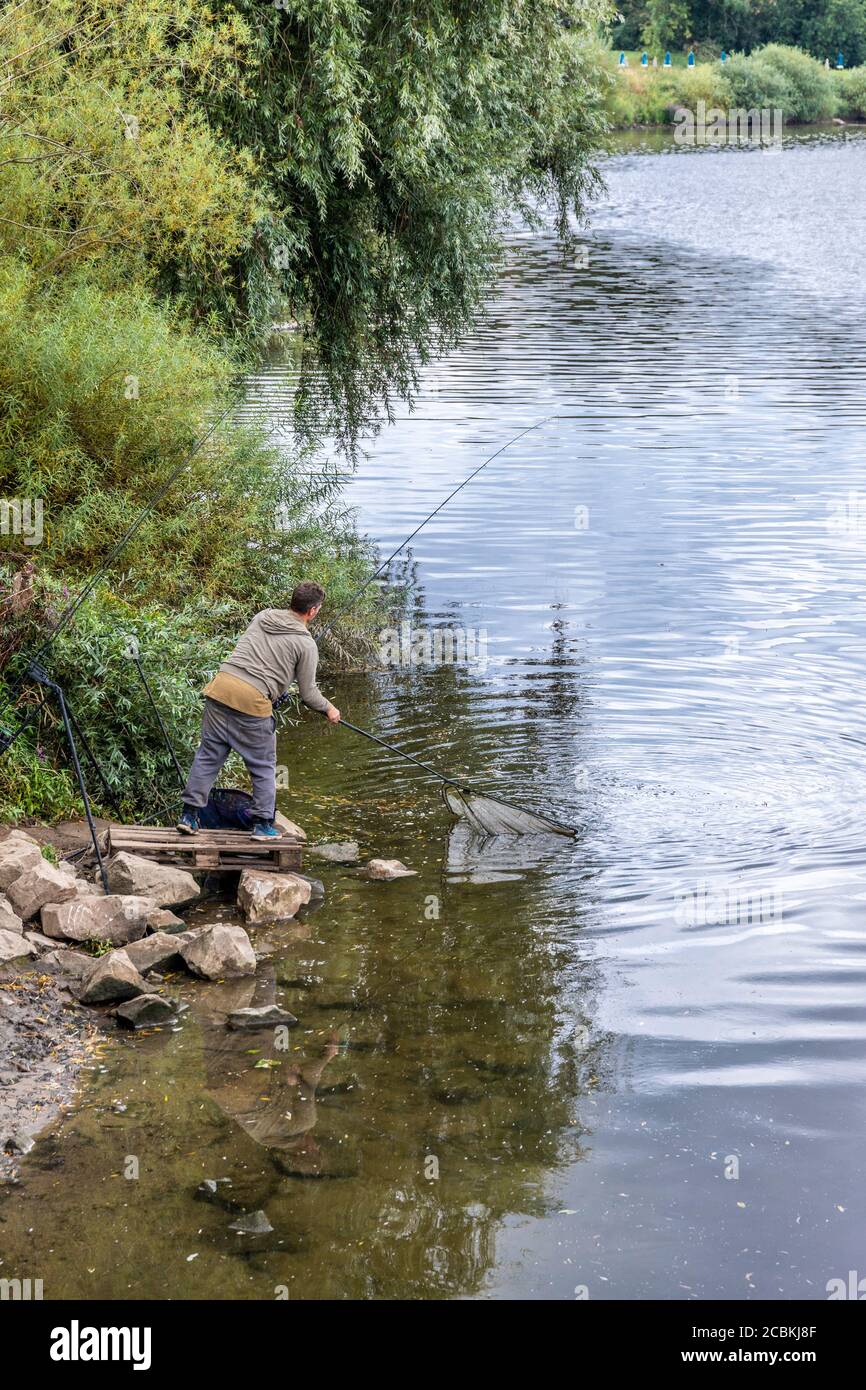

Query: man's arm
<box><xmin>295</xmin><ymin>643</ymin><xmax>340</xmax><ymax>722</ymax></box>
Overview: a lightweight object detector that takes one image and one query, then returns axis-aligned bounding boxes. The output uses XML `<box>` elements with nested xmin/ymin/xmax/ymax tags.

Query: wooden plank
<box><xmin>106</xmin><ymin>824</ymin><xmax>302</xmax><ymax>874</ymax></box>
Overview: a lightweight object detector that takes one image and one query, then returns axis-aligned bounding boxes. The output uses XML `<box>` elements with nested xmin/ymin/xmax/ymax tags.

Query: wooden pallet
<box><xmin>108</xmin><ymin>824</ymin><xmax>303</xmax><ymax>873</ymax></box>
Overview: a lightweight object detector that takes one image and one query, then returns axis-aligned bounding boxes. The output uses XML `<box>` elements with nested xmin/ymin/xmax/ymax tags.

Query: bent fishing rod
<box><xmin>295</xmin><ymin>413</ymin><xmax>576</xmax><ymax>835</ymax></box>
<box><xmin>317</xmin><ymin>414</ymin><xmax>555</xmax><ymax>642</ymax></box>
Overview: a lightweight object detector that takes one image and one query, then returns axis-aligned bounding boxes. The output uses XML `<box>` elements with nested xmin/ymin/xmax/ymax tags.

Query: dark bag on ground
<box><xmin>199</xmin><ymin>787</ymin><xmax>256</xmax><ymax>830</ymax></box>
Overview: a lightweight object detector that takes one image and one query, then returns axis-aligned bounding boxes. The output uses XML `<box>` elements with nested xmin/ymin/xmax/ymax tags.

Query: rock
<box><xmin>237</xmin><ymin>869</ymin><xmax>311</xmax><ymax>925</ymax></box>
<box><xmin>227</xmin><ymin>1005</ymin><xmax>298</xmax><ymax>1030</ymax></box>
<box><xmin>2</xmin><ymin>829</ymin><xmax>41</xmax><ymax>848</ymax></box>
<box><xmin>294</xmin><ymin>873</ymin><xmax>325</xmax><ymax>902</ymax></box>
<box><xmin>308</xmin><ymin>841</ymin><xmax>360</xmax><ymax>865</ymax></box>
<box><xmin>114</xmin><ymin>993</ymin><xmax>177</xmax><ymax>1028</ymax></box>
<box><xmin>24</xmin><ymin>931</ymin><xmax>60</xmax><ymax>952</ymax></box>
<box><xmin>79</xmin><ymin>950</ymin><xmax>148</xmax><ymax>1005</ymax></box>
<box><xmin>0</xmin><ymin>896</ymin><xmax>24</xmax><ymax>935</ymax></box>
<box><xmin>122</xmin><ymin>931</ymin><xmax>185</xmax><ymax>975</ymax></box>
<box><xmin>358</xmin><ymin>858</ymin><xmax>418</xmax><ymax>880</ymax></box>
<box><xmin>5</xmin><ymin>860</ymin><xmax>77</xmax><ymax>919</ymax></box>
<box><xmin>2</xmin><ymin>1131</ymin><xmax>35</xmax><ymax>1156</ymax></box>
<box><xmin>274</xmin><ymin>812</ymin><xmax>307</xmax><ymax>841</ymax></box>
<box><xmin>69</xmin><ymin>878</ymin><xmax>101</xmax><ymax>900</ymax></box>
<box><xmin>0</xmin><ymin>928</ymin><xmax>37</xmax><ymax>963</ymax></box>
<box><xmin>228</xmin><ymin>1210</ymin><xmax>273</xmax><ymax>1235</ymax></box>
<box><xmin>40</xmin><ymin>895</ymin><xmax>155</xmax><ymax>945</ymax></box>
<box><xmin>0</xmin><ymin>837</ymin><xmax>43</xmax><ymax>891</ymax></box>
<box><xmin>179</xmin><ymin>924</ymin><xmax>256</xmax><ymax>979</ymax></box>
<box><xmin>195</xmin><ymin>1178</ymin><xmax>235</xmax><ymax>1208</ymax></box>
<box><xmin>41</xmin><ymin>949</ymin><xmax>92</xmax><ymax>979</ymax></box>
<box><xmin>106</xmin><ymin>852</ymin><xmax>200</xmax><ymax>908</ymax></box>
<box><xmin>145</xmin><ymin>908</ymin><xmax>186</xmax><ymax>935</ymax></box>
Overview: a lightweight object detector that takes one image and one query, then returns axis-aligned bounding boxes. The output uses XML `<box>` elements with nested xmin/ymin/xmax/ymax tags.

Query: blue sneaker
<box><xmin>176</xmin><ymin>807</ymin><xmax>200</xmax><ymax>835</ymax></box>
<box><xmin>251</xmin><ymin>819</ymin><xmax>281</xmax><ymax>841</ymax></box>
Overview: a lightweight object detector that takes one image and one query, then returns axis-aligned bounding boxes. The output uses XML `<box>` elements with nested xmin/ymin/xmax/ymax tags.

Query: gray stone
<box><xmin>41</xmin><ymin>948</ymin><xmax>92</xmax><ymax>979</ymax></box>
<box><xmin>69</xmin><ymin>877</ymin><xmax>101</xmax><ymax>900</ymax></box>
<box><xmin>79</xmin><ymin>950</ymin><xmax>148</xmax><ymax>1004</ymax></box>
<box><xmin>227</xmin><ymin>1005</ymin><xmax>298</xmax><ymax>1030</ymax></box>
<box><xmin>273</xmin><ymin>812</ymin><xmax>307</xmax><ymax>841</ymax></box>
<box><xmin>40</xmin><ymin>894</ymin><xmax>155</xmax><ymax>945</ymax></box>
<box><xmin>0</xmin><ymin>896</ymin><xmax>24</xmax><ymax>935</ymax></box>
<box><xmin>179</xmin><ymin>924</ymin><xmax>256</xmax><ymax>979</ymax></box>
<box><xmin>114</xmin><ymin>993</ymin><xmax>177</xmax><ymax>1028</ymax></box>
<box><xmin>308</xmin><ymin>841</ymin><xmax>360</xmax><ymax>864</ymax></box>
<box><xmin>358</xmin><ymin>858</ymin><xmax>418</xmax><ymax>880</ymax></box>
<box><xmin>106</xmin><ymin>852</ymin><xmax>200</xmax><ymax>908</ymax></box>
<box><xmin>145</xmin><ymin>908</ymin><xmax>186</xmax><ymax>935</ymax></box>
<box><xmin>0</xmin><ymin>836</ymin><xmax>43</xmax><ymax>891</ymax></box>
<box><xmin>2</xmin><ymin>1131</ymin><xmax>35</xmax><ymax>1155</ymax></box>
<box><xmin>228</xmin><ymin>1210</ymin><xmax>273</xmax><ymax>1235</ymax></box>
<box><xmin>122</xmin><ymin>931</ymin><xmax>185</xmax><ymax>975</ymax></box>
<box><xmin>294</xmin><ymin>873</ymin><xmax>325</xmax><ymax>902</ymax></box>
<box><xmin>24</xmin><ymin>931</ymin><xmax>60</xmax><ymax>952</ymax></box>
<box><xmin>0</xmin><ymin>928</ymin><xmax>37</xmax><ymax>963</ymax></box>
<box><xmin>237</xmin><ymin>869</ymin><xmax>311</xmax><ymax>925</ymax></box>
<box><xmin>5</xmin><ymin>860</ymin><xmax>77</xmax><ymax>919</ymax></box>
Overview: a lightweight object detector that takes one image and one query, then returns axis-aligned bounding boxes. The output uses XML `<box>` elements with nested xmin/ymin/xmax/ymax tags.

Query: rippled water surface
<box><xmin>4</xmin><ymin>129</ymin><xmax>866</xmax><ymax>1300</ymax></box>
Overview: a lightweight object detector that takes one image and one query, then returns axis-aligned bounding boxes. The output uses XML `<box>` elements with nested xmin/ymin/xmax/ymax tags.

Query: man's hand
<box><xmin>326</xmin><ymin>704</ymin><xmax>341</xmax><ymax>724</ymax></box>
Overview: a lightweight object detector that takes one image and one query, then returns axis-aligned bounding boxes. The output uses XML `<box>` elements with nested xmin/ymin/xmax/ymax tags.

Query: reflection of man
<box><xmin>200</xmin><ymin>994</ymin><xmax>340</xmax><ymax>1169</ymax></box>
<box><xmin>177</xmin><ymin>581</ymin><xmax>341</xmax><ymax>841</ymax></box>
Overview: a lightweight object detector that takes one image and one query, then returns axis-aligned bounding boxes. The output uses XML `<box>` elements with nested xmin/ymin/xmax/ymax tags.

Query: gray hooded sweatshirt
<box><xmin>219</xmin><ymin>609</ymin><xmax>330</xmax><ymax>713</ymax></box>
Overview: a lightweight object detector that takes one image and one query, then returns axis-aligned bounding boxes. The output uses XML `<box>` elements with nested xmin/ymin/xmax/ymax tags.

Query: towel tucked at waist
<box><xmin>202</xmin><ymin>671</ymin><xmax>273</xmax><ymax>717</ymax></box>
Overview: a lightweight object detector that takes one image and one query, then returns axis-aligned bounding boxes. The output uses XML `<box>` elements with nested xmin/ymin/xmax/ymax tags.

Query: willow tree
<box><xmin>192</xmin><ymin>0</ymin><xmax>612</xmax><ymax>444</ymax></box>
<box><xmin>0</xmin><ymin>0</ymin><xmax>611</xmax><ymax>444</ymax></box>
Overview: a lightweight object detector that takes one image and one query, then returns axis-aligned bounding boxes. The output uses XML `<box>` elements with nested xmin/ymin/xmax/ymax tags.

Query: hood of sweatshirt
<box><xmin>257</xmin><ymin>609</ymin><xmax>313</xmax><ymax>639</ymax></box>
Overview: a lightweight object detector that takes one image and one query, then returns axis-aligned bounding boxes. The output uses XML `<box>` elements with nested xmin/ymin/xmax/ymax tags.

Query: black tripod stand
<box><xmin>0</xmin><ymin>663</ymin><xmax>119</xmax><ymax>893</ymax></box>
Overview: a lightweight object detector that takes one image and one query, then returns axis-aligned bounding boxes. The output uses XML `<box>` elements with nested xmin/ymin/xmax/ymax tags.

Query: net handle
<box><xmin>337</xmin><ymin>717</ymin><xmax>466</xmax><ymax>790</ymax></box>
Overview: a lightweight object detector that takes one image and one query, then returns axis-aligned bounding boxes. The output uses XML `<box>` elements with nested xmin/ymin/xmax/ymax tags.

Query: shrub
<box><xmin>754</xmin><ymin>44</ymin><xmax>839</xmax><ymax>121</ymax></box>
<box><xmin>668</xmin><ymin>64</ymin><xmax>735</xmax><ymax>112</ymax></box>
<box><xmin>838</xmin><ymin>64</ymin><xmax>866</xmax><ymax>116</ymax></box>
<box><xmin>723</xmin><ymin>55</ymin><xmax>798</xmax><ymax>117</ymax></box>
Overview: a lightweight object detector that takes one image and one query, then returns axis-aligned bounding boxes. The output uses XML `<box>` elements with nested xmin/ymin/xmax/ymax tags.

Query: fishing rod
<box><xmin>337</xmin><ymin>717</ymin><xmax>466</xmax><ymax>789</ymax></box>
<box><xmin>334</xmin><ymin>717</ymin><xmax>576</xmax><ymax>837</ymax></box>
<box><xmin>317</xmin><ymin>414</ymin><xmax>555</xmax><ymax>642</ymax></box>
<box><xmin>305</xmin><ymin>413</ymin><xmax>577</xmax><ymax>838</ymax></box>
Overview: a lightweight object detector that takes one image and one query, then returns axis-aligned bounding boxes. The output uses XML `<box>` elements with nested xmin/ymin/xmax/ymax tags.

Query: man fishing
<box><xmin>177</xmin><ymin>581</ymin><xmax>341</xmax><ymax>840</ymax></box>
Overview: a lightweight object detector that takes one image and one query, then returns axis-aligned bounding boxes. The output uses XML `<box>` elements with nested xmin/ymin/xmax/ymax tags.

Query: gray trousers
<box><xmin>182</xmin><ymin>698</ymin><xmax>277</xmax><ymax>820</ymax></box>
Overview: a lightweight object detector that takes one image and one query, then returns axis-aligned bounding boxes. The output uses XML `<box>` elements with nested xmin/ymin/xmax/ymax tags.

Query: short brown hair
<box><xmin>290</xmin><ymin>581</ymin><xmax>325</xmax><ymax>615</ymax></box>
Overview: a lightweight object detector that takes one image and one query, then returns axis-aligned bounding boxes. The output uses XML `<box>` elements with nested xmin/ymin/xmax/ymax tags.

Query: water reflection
<box><xmin>4</xmin><ymin>129</ymin><xmax>866</xmax><ymax>1300</ymax></box>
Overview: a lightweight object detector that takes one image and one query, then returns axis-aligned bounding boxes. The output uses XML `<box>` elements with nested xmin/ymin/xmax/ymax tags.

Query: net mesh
<box><xmin>442</xmin><ymin>786</ymin><xmax>575</xmax><ymax>838</ymax></box>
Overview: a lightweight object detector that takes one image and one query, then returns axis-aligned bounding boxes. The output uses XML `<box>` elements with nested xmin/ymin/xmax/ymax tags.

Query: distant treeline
<box><xmin>612</xmin><ymin>1</ymin><xmax>866</xmax><ymax>67</ymax></box>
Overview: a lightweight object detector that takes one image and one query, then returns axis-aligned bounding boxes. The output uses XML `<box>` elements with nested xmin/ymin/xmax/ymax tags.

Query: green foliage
<box><xmin>612</xmin><ymin>0</ymin><xmax>866</xmax><ymax>66</ymax></box>
<box><xmin>722</xmin><ymin>53</ymin><xmax>799</xmax><ymax>112</ymax></box>
<box><xmin>0</xmin><ymin>1</ymin><xmax>615</xmax><ymax>450</ymax></box>
<box><xmin>643</xmin><ymin>0</ymin><xmax>693</xmax><ymax>49</ymax></box>
<box><xmin>192</xmin><ymin>0</ymin><xmax>614</xmax><ymax>447</ymax></box>
<box><xmin>599</xmin><ymin>42</ymin><xmax>856</xmax><ymax>124</ymax></box>
<box><xmin>839</xmin><ymin>62</ymin><xmax>866</xmax><ymax>112</ymax></box>
<box><xmin>753</xmin><ymin>44</ymin><xmax>839</xmax><ymax>120</ymax></box>
<box><xmin>0</xmin><ymin>741</ymin><xmax>82</xmax><ymax>824</ymax></box>
<box><xmin>0</xmin><ymin>0</ymin><xmax>616</xmax><ymax>822</ymax></box>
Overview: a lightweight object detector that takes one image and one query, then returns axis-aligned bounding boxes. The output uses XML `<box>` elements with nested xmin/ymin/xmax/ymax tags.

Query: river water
<box><xmin>3</xmin><ymin>128</ymin><xmax>866</xmax><ymax>1301</ymax></box>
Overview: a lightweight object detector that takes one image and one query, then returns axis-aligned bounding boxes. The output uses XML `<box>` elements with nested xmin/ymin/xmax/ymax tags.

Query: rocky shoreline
<box><xmin>0</xmin><ymin>821</ymin><xmax>416</xmax><ymax>1177</ymax></box>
